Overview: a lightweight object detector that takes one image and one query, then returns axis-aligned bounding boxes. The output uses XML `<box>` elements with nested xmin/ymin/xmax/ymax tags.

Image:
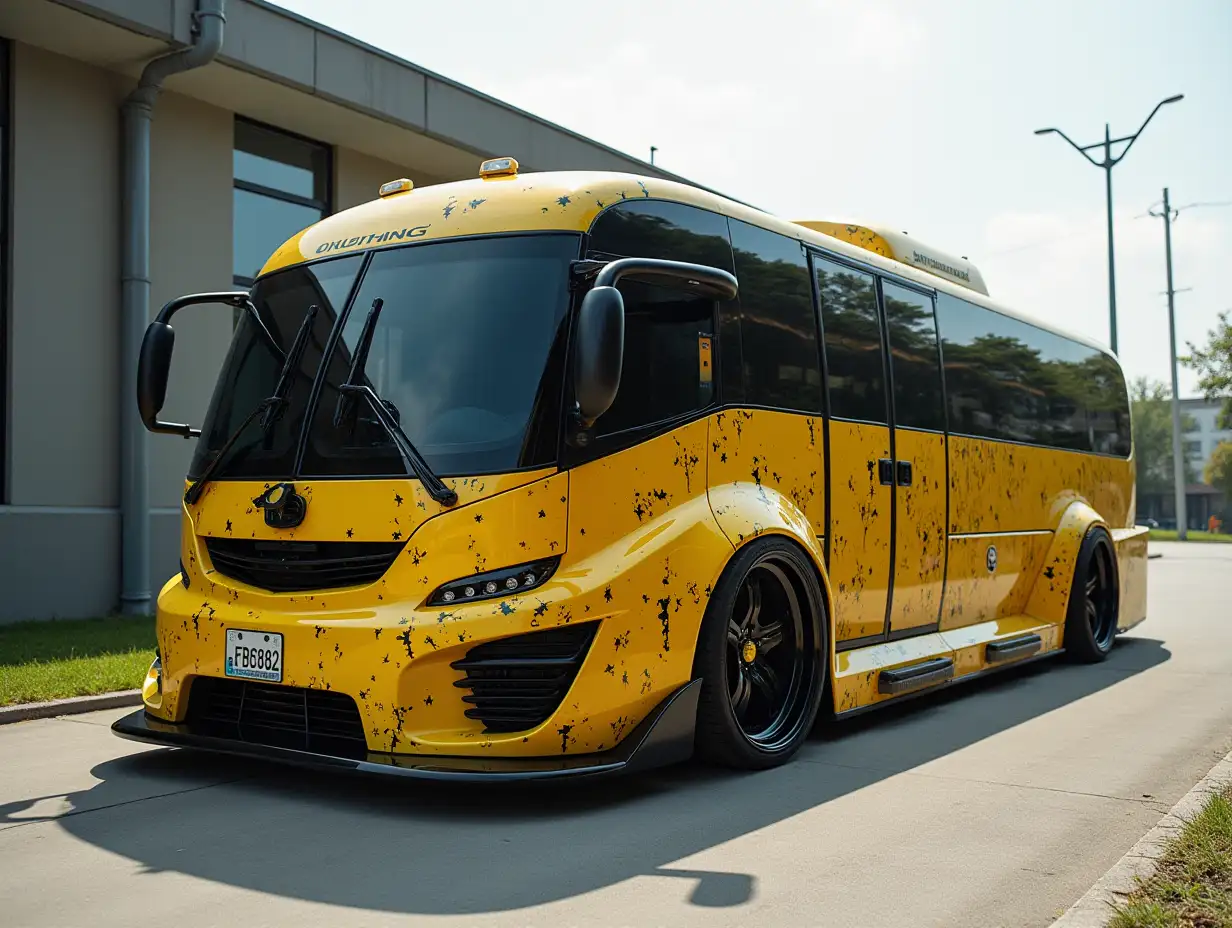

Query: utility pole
<box><xmin>1035</xmin><ymin>94</ymin><xmax>1183</xmax><ymax>354</ymax></box>
<box><xmin>1150</xmin><ymin>189</ymin><xmax>1188</xmax><ymax>539</ymax></box>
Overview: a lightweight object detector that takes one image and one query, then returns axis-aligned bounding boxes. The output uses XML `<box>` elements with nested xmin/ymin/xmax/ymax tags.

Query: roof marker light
<box><xmin>378</xmin><ymin>178</ymin><xmax>413</xmax><ymax>198</ymax></box>
<box><xmin>479</xmin><ymin>157</ymin><xmax>519</xmax><ymax>178</ymax></box>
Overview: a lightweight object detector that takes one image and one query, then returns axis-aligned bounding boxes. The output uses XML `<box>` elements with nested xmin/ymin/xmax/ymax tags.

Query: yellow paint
<box><xmin>890</xmin><ymin>429</ymin><xmax>947</xmax><ymax>634</ymax></box>
<box><xmin>942</xmin><ymin>531</ymin><xmax>1053</xmax><ymax>630</ymax></box>
<box><xmin>1024</xmin><ymin>500</ymin><xmax>1104</xmax><ymax>628</ymax></box>
<box><xmin>948</xmin><ymin>436</ymin><xmax>1133</xmax><ymax>533</ymax></box>
<box><xmin>143</xmin><ymin>168</ymin><xmax>1150</xmax><ymax>763</ymax></box>
<box><xmin>943</xmin><ymin>616</ymin><xmax>1062</xmax><ymax>677</ymax></box>
<box><xmin>1113</xmin><ymin>526</ymin><xmax>1149</xmax><ymax>632</ymax></box>
<box><xmin>793</xmin><ymin>221</ymin><xmax>989</xmax><ymax>295</ymax></box>
<box><xmin>826</xmin><ymin>419</ymin><xmax>892</xmax><ymax>642</ymax></box>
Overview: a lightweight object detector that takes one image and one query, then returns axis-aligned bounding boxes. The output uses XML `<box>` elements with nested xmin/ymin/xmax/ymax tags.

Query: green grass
<box><xmin>1148</xmin><ymin>529</ymin><xmax>1232</xmax><ymax>543</ymax></box>
<box><xmin>0</xmin><ymin>615</ymin><xmax>156</xmax><ymax>707</ymax></box>
<box><xmin>1110</xmin><ymin>785</ymin><xmax>1232</xmax><ymax>928</ymax></box>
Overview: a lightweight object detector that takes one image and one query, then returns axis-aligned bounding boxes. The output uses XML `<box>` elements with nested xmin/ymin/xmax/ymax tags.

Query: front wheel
<box><xmin>692</xmin><ymin>537</ymin><xmax>826</xmax><ymax>770</ymax></box>
<box><xmin>1064</xmin><ymin>527</ymin><xmax>1120</xmax><ymax>663</ymax></box>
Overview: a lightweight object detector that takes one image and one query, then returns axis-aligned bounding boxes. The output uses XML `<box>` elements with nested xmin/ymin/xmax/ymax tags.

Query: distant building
<box><xmin>1138</xmin><ymin>397</ymin><xmax>1230</xmax><ymax>530</ymax></box>
<box><xmin>1180</xmin><ymin>397</ymin><xmax>1232</xmax><ymax>479</ymax></box>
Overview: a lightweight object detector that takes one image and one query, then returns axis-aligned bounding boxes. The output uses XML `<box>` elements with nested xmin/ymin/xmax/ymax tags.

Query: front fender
<box><xmin>707</xmin><ymin>480</ymin><xmax>834</xmax><ymax>646</ymax></box>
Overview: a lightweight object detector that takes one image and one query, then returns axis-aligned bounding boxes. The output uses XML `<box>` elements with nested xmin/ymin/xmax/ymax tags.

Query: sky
<box><xmin>275</xmin><ymin>0</ymin><xmax>1231</xmax><ymax>397</ymax></box>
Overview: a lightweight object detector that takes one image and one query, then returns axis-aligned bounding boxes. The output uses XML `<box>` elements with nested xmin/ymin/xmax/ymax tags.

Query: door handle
<box><xmin>896</xmin><ymin>460</ymin><xmax>913</xmax><ymax>486</ymax></box>
<box><xmin>878</xmin><ymin>458</ymin><xmax>894</xmax><ymax>486</ymax></box>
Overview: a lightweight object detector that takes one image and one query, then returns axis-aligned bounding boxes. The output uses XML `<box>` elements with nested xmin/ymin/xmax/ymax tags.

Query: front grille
<box><xmin>186</xmin><ymin>676</ymin><xmax>367</xmax><ymax>757</ymax></box>
<box><xmin>203</xmin><ymin>538</ymin><xmax>404</xmax><ymax>592</ymax></box>
<box><xmin>451</xmin><ymin>624</ymin><xmax>597</xmax><ymax>734</ymax></box>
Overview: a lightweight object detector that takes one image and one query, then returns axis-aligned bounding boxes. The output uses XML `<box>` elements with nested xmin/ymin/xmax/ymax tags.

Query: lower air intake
<box><xmin>451</xmin><ymin>624</ymin><xmax>597</xmax><ymax>734</ymax></box>
<box><xmin>186</xmin><ymin>676</ymin><xmax>367</xmax><ymax>758</ymax></box>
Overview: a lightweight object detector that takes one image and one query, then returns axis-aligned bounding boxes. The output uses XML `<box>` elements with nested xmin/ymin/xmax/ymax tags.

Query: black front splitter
<box><xmin>111</xmin><ymin>679</ymin><xmax>700</xmax><ymax>782</ymax></box>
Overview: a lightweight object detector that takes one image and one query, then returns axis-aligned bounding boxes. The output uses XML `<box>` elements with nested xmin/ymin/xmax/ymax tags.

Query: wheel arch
<box><xmin>703</xmin><ymin>482</ymin><xmax>835</xmax><ymax>670</ymax></box>
<box><xmin>1025</xmin><ymin>499</ymin><xmax>1112</xmax><ymax>627</ymax></box>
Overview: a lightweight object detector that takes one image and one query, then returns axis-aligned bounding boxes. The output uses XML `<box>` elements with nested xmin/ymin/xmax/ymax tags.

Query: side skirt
<box><xmin>834</xmin><ymin>649</ymin><xmax>1062</xmax><ymax>721</ymax></box>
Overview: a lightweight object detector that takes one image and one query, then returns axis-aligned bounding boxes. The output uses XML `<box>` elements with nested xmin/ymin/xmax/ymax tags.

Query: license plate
<box><xmin>225</xmin><ymin>629</ymin><xmax>283</xmax><ymax>682</ymax></box>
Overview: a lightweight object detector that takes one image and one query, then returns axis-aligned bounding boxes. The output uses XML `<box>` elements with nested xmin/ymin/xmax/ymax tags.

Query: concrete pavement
<box><xmin>2</xmin><ymin>541</ymin><xmax>1230</xmax><ymax>927</ymax></box>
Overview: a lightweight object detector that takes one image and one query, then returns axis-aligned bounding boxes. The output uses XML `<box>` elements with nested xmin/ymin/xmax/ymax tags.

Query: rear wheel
<box><xmin>1064</xmin><ymin>527</ymin><xmax>1119</xmax><ymax>663</ymax></box>
<box><xmin>693</xmin><ymin>538</ymin><xmax>826</xmax><ymax>770</ymax></box>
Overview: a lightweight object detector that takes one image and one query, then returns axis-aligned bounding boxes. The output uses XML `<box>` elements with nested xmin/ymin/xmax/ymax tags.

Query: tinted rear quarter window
<box><xmin>936</xmin><ymin>293</ymin><xmax>1130</xmax><ymax>455</ymax></box>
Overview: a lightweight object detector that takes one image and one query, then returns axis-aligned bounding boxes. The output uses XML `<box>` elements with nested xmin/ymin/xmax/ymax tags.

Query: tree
<box><xmin>1129</xmin><ymin>378</ymin><xmax>1196</xmax><ymax>494</ymax></box>
<box><xmin>1183</xmin><ymin>310</ymin><xmax>1232</xmax><ymax>428</ymax></box>
<box><xmin>1206</xmin><ymin>441</ymin><xmax>1232</xmax><ymax>499</ymax></box>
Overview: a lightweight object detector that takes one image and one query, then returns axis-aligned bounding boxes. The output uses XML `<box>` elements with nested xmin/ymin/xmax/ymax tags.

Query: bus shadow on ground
<box><xmin>22</xmin><ymin>637</ymin><xmax>1169</xmax><ymax>915</ymax></box>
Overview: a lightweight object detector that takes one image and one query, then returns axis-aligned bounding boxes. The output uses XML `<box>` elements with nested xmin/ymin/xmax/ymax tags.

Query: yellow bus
<box><xmin>114</xmin><ymin>159</ymin><xmax>1149</xmax><ymax>778</ymax></box>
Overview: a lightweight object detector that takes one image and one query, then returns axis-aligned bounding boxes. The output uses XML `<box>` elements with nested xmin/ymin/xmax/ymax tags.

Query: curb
<box><xmin>0</xmin><ymin>690</ymin><xmax>143</xmax><ymax>725</ymax></box>
<box><xmin>1052</xmin><ymin>748</ymin><xmax>1232</xmax><ymax>926</ymax></box>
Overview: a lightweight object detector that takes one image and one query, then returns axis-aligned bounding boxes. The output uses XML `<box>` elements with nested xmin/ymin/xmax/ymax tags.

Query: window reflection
<box><xmin>815</xmin><ymin>258</ymin><xmax>887</xmax><ymax>423</ymax></box>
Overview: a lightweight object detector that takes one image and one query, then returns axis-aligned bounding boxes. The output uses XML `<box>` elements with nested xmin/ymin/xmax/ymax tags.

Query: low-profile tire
<box><xmin>1064</xmin><ymin>526</ymin><xmax>1120</xmax><ymax>663</ymax></box>
<box><xmin>692</xmin><ymin>537</ymin><xmax>827</xmax><ymax>770</ymax></box>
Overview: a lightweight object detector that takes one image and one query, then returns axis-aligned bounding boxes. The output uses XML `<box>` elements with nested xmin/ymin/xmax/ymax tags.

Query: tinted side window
<box><xmin>589</xmin><ymin>200</ymin><xmax>738</xmax><ymax>406</ymax></box>
<box><xmin>594</xmin><ymin>281</ymin><xmax>715</xmax><ymax>437</ymax></box>
<box><xmin>936</xmin><ymin>293</ymin><xmax>1130</xmax><ymax>456</ymax></box>
<box><xmin>588</xmin><ymin>200</ymin><xmax>734</xmax><ymax>270</ymax></box>
<box><xmin>814</xmin><ymin>257</ymin><xmax>887</xmax><ymax>423</ymax></box>
<box><xmin>1086</xmin><ymin>353</ymin><xmax>1132</xmax><ymax>456</ymax></box>
<box><xmin>883</xmin><ymin>282</ymin><xmax>945</xmax><ymax>431</ymax></box>
<box><xmin>730</xmin><ymin>221</ymin><xmax>821</xmax><ymax>412</ymax></box>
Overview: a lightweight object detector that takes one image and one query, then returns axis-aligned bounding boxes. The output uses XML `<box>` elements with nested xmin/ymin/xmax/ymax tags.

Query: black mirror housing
<box><xmin>138</xmin><ymin>322</ymin><xmax>175</xmax><ymax>430</ymax></box>
<box><xmin>137</xmin><ymin>290</ymin><xmax>251</xmax><ymax>438</ymax></box>
<box><xmin>570</xmin><ymin>257</ymin><xmax>737</xmax><ymax>433</ymax></box>
<box><xmin>574</xmin><ymin>285</ymin><xmax>625</xmax><ymax>426</ymax></box>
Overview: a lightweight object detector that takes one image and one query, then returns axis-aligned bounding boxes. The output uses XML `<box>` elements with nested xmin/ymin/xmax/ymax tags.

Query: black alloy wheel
<box><xmin>693</xmin><ymin>538</ymin><xmax>826</xmax><ymax>769</ymax></box>
<box><xmin>1065</xmin><ymin>527</ymin><xmax>1120</xmax><ymax>663</ymax></box>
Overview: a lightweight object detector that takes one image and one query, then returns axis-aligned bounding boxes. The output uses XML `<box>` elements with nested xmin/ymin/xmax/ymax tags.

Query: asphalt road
<box><xmin>2</xmin><ymin>541</ymin><xmax>1230</xmax><ymax>928</ymax></box>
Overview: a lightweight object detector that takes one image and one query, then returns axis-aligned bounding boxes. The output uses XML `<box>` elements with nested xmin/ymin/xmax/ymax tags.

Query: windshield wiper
<box><xmin>184</xmin><ymin>305</ymin><xmax>320</xmax><ymax>506</ymax></box>
<box><xmin>260</xmin><ymin>304</ymin><xmax>318</xmax><ymax>432</ymax></box>
<box><xmin>335</xmin><ymin>297</ymin><xmax>458</xmax><ymax>507</ymax></box>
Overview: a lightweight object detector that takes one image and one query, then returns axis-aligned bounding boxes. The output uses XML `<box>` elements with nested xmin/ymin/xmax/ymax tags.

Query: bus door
<box><xmin>813</xmin><ymin>257</ymin><xmax>894</xmax><ymax>646</ymax></box>
<box><xmin>881</xmin><ymin>281</ymin><xmax>948</xmax><ymax>637</ymax></box>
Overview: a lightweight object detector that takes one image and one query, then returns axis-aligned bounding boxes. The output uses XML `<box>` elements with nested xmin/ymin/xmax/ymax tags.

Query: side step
<box><xmin>877</xmin><ymin>657</ymin><xmax>954</xmax><ymax>695</ymax></box>
<box><xmin>985</xmin><ymin>633</ymin><xmax>1043</xmax><ymax>664</ymax></box>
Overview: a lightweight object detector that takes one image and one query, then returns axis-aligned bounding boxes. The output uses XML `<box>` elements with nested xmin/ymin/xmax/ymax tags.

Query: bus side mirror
<box><xmin>574</xmin><ymin>285</ymin><xmax>624</xmax><ymax>427</ymax></box>
<box><xmin>138</xmin><ymin>322</ymin><xmax>199</xmax><ymax>438</ymax></box>
<box><xmin>136</xmin><ymin>290</ymin><xmax>254</xmax><ymax>439</ymax></box>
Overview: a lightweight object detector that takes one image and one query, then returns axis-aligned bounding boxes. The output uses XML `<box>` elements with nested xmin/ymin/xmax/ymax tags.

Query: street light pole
<box><xmin>1151</xmin><ymin>188</ymin><xmax>1188</xmax><ymax>539</ymax></box>
<box><xmin>1035</xmin><ymin>94</ymin><xmax>1184</xmax><ymax>355</ymax></box>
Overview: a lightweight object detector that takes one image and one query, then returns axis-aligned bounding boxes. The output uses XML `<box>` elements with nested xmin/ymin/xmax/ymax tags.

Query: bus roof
<box><xmin>260</xmin><ymin>168</ymin><xmax>1114</xmax><ymax>359</ymax></box>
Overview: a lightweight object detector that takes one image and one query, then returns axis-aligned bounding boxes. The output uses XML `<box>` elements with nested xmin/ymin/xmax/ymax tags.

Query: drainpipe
<box><xmin>119</xmin><ymin>0</ymin><xmax>227</xmax><ymax>615</ymax></box>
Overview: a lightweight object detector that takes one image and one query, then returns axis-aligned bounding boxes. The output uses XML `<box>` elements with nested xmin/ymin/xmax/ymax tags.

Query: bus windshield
<box><xmin>191</xmin><ymin>233</ymin><xmax>577</xmax><ymax>482</ymax></box>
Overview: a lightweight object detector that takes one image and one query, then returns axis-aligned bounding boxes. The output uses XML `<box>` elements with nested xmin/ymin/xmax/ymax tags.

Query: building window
<box><xmin>233</xmin><ymin>118</ymin><xmax>331</xmax><ymax>287</ymax></box>
<box><xmin>0</xmin><ymin>39</ymin><xmax>9</xmax><ymax>503</ymax></box>
<box><xmin>1184</xmin><ymin>440</ymin><xmax>1202</xmax><ymax>458</ymax></box>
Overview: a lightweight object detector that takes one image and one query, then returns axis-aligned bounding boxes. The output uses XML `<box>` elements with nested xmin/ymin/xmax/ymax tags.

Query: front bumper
<box><xmin>112</xmin><ymin>679</ymin><xmax>700</xmax><ymax>782</ymax></box>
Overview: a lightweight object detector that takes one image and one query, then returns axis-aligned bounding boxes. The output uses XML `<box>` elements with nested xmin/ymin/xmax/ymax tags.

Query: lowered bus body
<box><xmin>113</xmin><ymin>160</ymin><xmax>1148</xmax><ymax>779</ymax></box>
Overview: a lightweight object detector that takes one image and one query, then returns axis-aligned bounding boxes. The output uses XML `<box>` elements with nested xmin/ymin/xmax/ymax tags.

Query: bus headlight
<box><xmin>427</xmin><ymin>557</ymin><xmax>560</xmax><ymax>607</ymax></box>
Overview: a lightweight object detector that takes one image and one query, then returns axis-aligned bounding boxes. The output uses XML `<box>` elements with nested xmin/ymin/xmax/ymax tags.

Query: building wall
<box><xmin>0</xmin><ymin>45</ymin><xmax>457</xmax><ymax>622</ymax></box>
<box><xmin>1181</xmin><ymin>399</ymin><xmax>1232</xmax><ymax>479</ymax></box>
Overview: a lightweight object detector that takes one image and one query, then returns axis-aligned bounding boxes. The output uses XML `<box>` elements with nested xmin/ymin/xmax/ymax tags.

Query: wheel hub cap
<box><xmin>741</xmin><ymin>640</ymin><xmax>758</xmax><ymax>664</ymax></box>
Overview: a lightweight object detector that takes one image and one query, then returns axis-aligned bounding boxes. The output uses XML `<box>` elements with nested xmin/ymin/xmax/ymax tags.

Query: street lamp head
<box><xmin>1034</xmin><ymin>127</ymin><xmax>1057</xmax><ymax>136</ymax></box>
<box><xmin>1163</xmin><ymin>94</ymin><xmax>1184</xmax><ymax>105</ymax></box>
